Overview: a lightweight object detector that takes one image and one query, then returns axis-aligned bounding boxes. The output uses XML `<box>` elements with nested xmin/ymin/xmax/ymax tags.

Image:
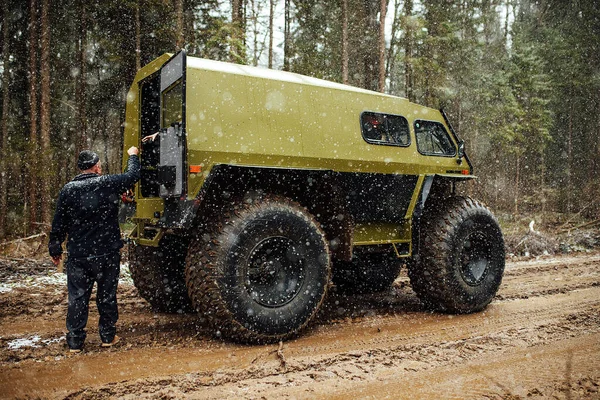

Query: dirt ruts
<box><xmin>0</xmin><ymin>253</ymin><xmax>598</xmax><ymax>399</ymax></box>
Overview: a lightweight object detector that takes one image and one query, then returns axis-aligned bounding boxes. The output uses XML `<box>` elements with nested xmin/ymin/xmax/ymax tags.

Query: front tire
<box><xmin>408</xmin><ymin>196</ymin><xmax>505</xmax><ymax>313</ymax></box>
<box><xmin>185</xmin><ymin>196</ymin><xmax>331</xmax><ymax>343</ymax></box>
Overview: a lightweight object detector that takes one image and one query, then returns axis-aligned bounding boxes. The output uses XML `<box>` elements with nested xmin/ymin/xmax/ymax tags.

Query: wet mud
<box><xmin>0</xmin><ymin>253</ymin><xmax>599</xmax><ymax>399</ymax></box>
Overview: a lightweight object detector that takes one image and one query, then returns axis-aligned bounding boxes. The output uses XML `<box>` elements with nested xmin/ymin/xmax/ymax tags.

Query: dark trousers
<box><xmin>66</xmin><ymin>252</ymin><xmax>120</xmax><ymax>349</ymax></box>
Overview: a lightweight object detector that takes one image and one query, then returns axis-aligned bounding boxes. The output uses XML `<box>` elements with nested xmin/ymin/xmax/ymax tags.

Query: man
<box><xmin>49</xmin><ymin>147</ymin><xmax>140</xmax><ymax>353</ymax></box>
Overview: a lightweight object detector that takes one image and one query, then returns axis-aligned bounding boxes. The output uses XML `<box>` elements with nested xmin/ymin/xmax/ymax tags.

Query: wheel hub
<box><xmin>459</xmin><ymin>232</ymin><xmax>491</xmax><ymax>286</ymax></box>
<box><xmin>246</xmin><ymin>237</ymin><xmax>305</xmax><ymax>307</ymax></box>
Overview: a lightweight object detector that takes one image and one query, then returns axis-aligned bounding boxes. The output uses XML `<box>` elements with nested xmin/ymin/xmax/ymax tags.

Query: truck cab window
<box><xmin>361</xmin><ymin>112</ymin><xmax>410</xmax><ymax>146</ymax></box>
<box><xmin>162</xmin><ymin>81</ymin><xmax>183</xmax><ymax>127</ymax></box>
<box><xmin>414</xmin><ymin>120</ymin><xmax>456</xmax><ymax>156</ymax></box>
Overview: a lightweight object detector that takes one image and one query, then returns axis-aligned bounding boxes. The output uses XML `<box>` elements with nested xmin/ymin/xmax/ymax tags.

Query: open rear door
<box><xmin>157</xmin><ymin>51</ymin><xmax>187</xmax><ymax>199</ymax></box>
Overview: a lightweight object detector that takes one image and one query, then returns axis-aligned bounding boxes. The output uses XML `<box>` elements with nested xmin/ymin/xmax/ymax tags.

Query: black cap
<box><xmin>77</xmin><ymin>150</ymin><xmax>100</xmax><ymax>170</ymax></box>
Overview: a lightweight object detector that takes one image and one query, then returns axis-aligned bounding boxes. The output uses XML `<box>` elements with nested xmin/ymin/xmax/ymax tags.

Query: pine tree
<box><xmin>27</xmin><ymin>0</ymin><xmax>39</xmax><ymax>234</ymax></box>
<box><xmin>39</xmin><ymin>0</ymin><xmax>52</xmax><ymax>226</ymax></box>
<box><xmin>0</xmin><ymin>0</ymin><xmax>11</xmax><ymax>238</ymax></box>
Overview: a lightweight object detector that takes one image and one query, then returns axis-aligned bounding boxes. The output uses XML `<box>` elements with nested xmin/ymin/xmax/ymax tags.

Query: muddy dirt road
<box><xmin>0</xmin><ymin>253</ymin><xmax>599</xmax><ymax>399</ymax></box>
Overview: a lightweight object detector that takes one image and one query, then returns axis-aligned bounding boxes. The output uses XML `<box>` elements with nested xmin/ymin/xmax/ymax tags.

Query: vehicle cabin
<box><xmin>123</xmin><ymin>51</ymin><xmax>472</xmax><ymax>260</ymax></box>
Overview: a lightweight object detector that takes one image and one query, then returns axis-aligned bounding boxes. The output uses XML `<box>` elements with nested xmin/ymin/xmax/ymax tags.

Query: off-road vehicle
<box><xmin>123</xmin><ymin>51</ymin><xmax>505</xmax><ymax>343</ymax></box>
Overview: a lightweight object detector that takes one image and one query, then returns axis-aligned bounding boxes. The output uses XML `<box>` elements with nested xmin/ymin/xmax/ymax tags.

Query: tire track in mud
<box><xmin>1</xmin><ymin>287</ymin><xmax>599</xmax><ymax>399</ymax></box>
<box><xmin>281</xmin><ymin>289</ymin><xmax>600</xmax><ymax>358</ymax></box>
<box><xmin>1</xmin><ymin>254</ymin><xmax>599</xmax><ymax>399</ymax></box>
<box><xmin>498</xmin><ymin>257</ymin><xmax>600</xmax><ymax>300</ymax></box>
<box><xmin>503</xmin><ymin>255</ymin><xmax>600</xmax><ymax>278</ymax></box>
<box><xmin>62</xmin><ymin>300</ymin><xmax>600</xmax><ymax>399</ymax></box>
<box><xmin>321</xmin><ymin>334</ymin><xmax>600</xmax><ymax>400</ymax></box>
<box><xmin>1</xmin><ymin>254</ymin><xmax>598</xmax><ymax>338</ymax></box>
<box><xmin>505</xmin><ymin>254</ymin><xmax>600</xmax><ymax>273</ymax></box>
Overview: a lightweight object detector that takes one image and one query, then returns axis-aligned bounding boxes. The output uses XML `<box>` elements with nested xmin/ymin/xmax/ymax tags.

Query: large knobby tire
<box><xmin>333</xmin><ymin>247</ymin><xmax>402</xmax><ymax>294</ymax></box>
<box><xmin>408</xmin><ymin>196</ymin><xmax>505</xmax><ymax>313</ymax></box>
<box><xmin>129</xmin><ymin>234</ymin><xmax>192</xmax><ymax>313</ymax></box>
<box><xmin>185</xmin><ymin>196</ymin><xmax>331</xmax><ymax>343</ymax></box>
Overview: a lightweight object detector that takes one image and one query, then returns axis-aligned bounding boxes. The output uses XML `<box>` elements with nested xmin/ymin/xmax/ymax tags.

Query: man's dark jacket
<box><xmin>49</xmin><ymin>155</ymin><xmax>140</xmax><ymax>258</ymax></box>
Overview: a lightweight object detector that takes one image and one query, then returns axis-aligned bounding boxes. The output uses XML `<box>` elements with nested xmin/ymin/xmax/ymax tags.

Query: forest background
<box><xmin>0</xmin><ymin>0</ymin><xmax>599</xmax><ymax>240</ymax></box>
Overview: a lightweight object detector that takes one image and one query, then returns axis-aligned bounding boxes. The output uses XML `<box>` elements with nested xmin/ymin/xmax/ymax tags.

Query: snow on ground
<box><xmin>0</xmin><ymin>262</ymin><xmax>133</xmax><ymax>293</ymax></box>
<box><xmin>6</xmin><ymin>335</ymin><xmax>64</xmax><ymax>350</ymax></box>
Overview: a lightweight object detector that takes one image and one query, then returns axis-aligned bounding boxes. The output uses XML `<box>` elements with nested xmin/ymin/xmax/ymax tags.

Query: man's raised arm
<box><xmin>108</xmin><ymin>147</ymin><xmax>141</xmax><ymax>193</ymax></box>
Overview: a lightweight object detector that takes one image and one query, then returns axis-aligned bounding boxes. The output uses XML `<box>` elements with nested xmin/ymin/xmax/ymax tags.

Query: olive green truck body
<box><xmin>123</xmin><ymin>52</ymin><xmax>503</xmax><ymax>343</ymax></box>
<box><xmin>124</xmin><ymin>52</ymin><xmax>471</xmax><ymax>251</ymax></box>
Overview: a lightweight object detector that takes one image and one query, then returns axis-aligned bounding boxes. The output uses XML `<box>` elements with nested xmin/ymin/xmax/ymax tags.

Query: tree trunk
<box><xmin>385</xmin><ymin>0</ymin><xmax>401</xmax><ymax>93</ymax></box>
<box><xmin>231</xmin><ymin>0</ymin><xmax>245</xmax><ymax>62</ymax></box>
<box><xmin>494</xmin><ymin>154</ymin><xmax>499</xmax><ymax>211</ymax></box>
<box><xmin>175</xmin><ymin>0</ymin><xmax>183</xmax><ymax>50</ymax></box>
<box><xmin>241</xmin><ymin>0</ymin><xmax>247</xmax><ymax>47</ymax></box>
<box><xmin>136</xmin><ymin>0</ymin><xmax>141</xmax><ymax>70</ymax></box>
<box><xmin>268</xmin><ymin>0</ymin><xmax>274</xmax><ymax>68</ymax></box>
<box><xmin>76</xmin><ymin>0</ymin><xmax>87</xmax><ymax>156</ymax></box>
<box><xmin>597</xmin><ymin>89</ymin><xmax>600</xmax><ymax>177</ymax></box>
<box><xmin>39</xmin><ymin>0</ymin><xmax>51</xmax><ymax>226</ymax></box>
<box><xmin>342</xmin><ymin>0</ymin><xmax>348</xmax><ymax>84</ymax></box>
<box><xmin>27</xmin><ymin>0</ymin><xmax>39</xmax><ymax>234</ymax></box>
<box><xmin>567</xmin><ymin>97</ymin><xmax>573</xmax><ymax>214</ymax></box>
<box><xmin>231</xmin><ymin>0</ymin><xmax>240</xmax><ymax>42</ymax></box>
<box><xmin>504</xmin><ymin>0</ymin><xmax>510</xmax><ymax>47</ymax></box>
<box><xmin>404</xmin><ymin>0</ymin><xmax>414</xmax><ymax>101</ymax></box>
<box><xmin>102</xmin><ymin>114</ymin><xmax>110</xmax><ymax>175</ymax></box>
<box><xmin>514</xmin><ymin>155</ymin><xmax>520</xmax><ymax>216</ymax></box>
<box><xmin>541</xmin><ymin>150</ymin><xmax>546</xmax><ymax>215</ymax></box>
<box><xmin>283</xmin><ymin>0</ymin><xmax>290</xmax><ymax>71</ymax></box>
<box><xmin>357</xmin><ymin>0</ymin><xmax>380</xmax><ymax>91</ymax></box>
<box><xmin>251</xmin><ymin>0</ymin><xmax>258</xmax><ymax>65</ymax></box>
<box><xmin>0</xmin><ymin>0</ymin><xmax>10</xmax><ymax>238</ymax></box>
<box><xmin>378</xmin><ymin>0</ymin><xmax>387</xmax><ymax>92</ymax></box>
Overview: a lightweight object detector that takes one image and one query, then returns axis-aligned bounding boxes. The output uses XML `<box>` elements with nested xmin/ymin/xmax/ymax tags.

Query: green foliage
<box><xmin>291</xmin><ymin>0</ymin><xmax>381</xmax><ymax>90</ymax></box>
<box><xmin>515</xmin><ymin>0</ymin><xmax>600</xmax><ymax>214</ymax></box>
<box><xmin>291</xmin><ymin>0</ymin><xmax>342</xmax><ymax>81</ymax></box>
<box><xmin>1</xmin><ymin>0</ymin><xmax>599</xmax><ymax>238</ymax></box>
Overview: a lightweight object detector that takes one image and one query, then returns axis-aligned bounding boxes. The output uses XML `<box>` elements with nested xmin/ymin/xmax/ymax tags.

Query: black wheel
<box><xmin>129</xmin><ymin>234</ymin><xmax>192</xmax><ymax>313</ymax></box>
<box><xmin>408</xmin><ymin>196</ymin><xmax>505</xmax><ymax>313</ymax></box>
<box><xmin>332</xmin><ymin>246</ymin><xmax>402</xmax><ymax>294</ymax></box>
<box><xmin>185</xmin><ymin>196</ymin><xmax>331</xmax><ymax>343</ymax></box>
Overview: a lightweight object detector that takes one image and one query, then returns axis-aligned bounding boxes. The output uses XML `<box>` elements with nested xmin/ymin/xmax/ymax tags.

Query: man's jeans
<box><xmin>66</xmin><ymin>252</ymin><xmax>120</xmax><ymax>350</ymax></box>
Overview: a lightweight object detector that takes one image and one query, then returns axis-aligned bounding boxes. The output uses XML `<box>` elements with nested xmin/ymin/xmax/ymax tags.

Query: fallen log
<box><xmin>559</xmin><ymin>218</ymin><xmax>600</xmax><ymax>234</ymax></box>
<box><xmin>0</xmin><ymin>232</ymin><xmax>47</xmax><ymax>247</ymax></box>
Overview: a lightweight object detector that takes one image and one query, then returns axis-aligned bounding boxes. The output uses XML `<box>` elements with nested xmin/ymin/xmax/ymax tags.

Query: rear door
<box><xmin>157</xmin><ymin>51</ymin><xmax>187</xmax><ymax>199</ymax></box>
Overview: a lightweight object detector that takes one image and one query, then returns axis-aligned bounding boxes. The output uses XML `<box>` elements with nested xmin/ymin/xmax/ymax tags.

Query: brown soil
<box><xmin>0</xmin><ymin>253</ymin><xmax>599</xmax><ymax>399</ymax></box>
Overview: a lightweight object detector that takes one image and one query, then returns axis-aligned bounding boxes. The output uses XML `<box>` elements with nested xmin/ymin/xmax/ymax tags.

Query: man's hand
<box><xmin>127</xmin><ymin>146</ymin><xmax>139</xmax><ymax>156</ymax></box>
<box><xmin>141</xmin><ymin>132</ymin><xmax>159</xmax><ymax>143</ymax></box>
<box><xmin>51</xmin><ymin>255</ymin><xmax>62</xmax><ymax>266</ymax></box>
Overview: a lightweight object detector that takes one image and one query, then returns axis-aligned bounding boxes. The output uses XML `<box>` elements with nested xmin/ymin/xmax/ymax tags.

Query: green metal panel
<box><xmin>405</xmin><ymin>175</ymin><xmax>426</xmax><ymax>219</ymax></box>
<box><xmin>182</xmin><ymin>57</ymin><xmax>465</xmax><ymax>178</ymax></box>
<box><xmin>353</xmin><ymin>222</ymin><xmax>412</xmax><ymax>245</ymax></box>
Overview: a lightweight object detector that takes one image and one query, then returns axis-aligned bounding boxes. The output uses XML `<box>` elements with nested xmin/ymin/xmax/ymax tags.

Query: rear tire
<box><xmin>129</xmin><ymin>235</ymin><xmax>192</xmax><ymax>313</ymax></box>
<box><xmin>185</xmin><ymin>196</ymin><xmax>331</xmax><ymax>343</ymax></box>
<box><xmin>333</xmin><ymin>247</ymin><xmax>402</xmax><ymax>294</ymax></box>
<box><xmin>408</xmin><ymin>196</ymin><xmax>505</xmax><ymax>313</ymax></box>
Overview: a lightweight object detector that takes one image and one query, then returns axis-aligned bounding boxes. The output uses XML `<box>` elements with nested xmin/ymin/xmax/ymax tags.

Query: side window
<box><xmin>414</xmin><ymin>120</ymin><xmax>456</xmax><ymax>156</ymax></box>
<box><xmin>162</xmin><ymin>80</ymin><xmax>183</xmax><ymax>128</ymax></box>
<box><xmin>361</xmin><ymin>112</ymin><xmax>410</xmax><ymax>147</ymax></box>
